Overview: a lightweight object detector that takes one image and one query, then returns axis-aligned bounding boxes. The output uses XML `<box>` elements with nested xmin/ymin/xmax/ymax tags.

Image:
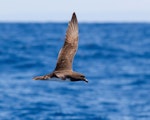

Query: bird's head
<box><xmin>79</xmin><ymin>75</ymin><xmax>88</xmax><ymax>83</ymax></box>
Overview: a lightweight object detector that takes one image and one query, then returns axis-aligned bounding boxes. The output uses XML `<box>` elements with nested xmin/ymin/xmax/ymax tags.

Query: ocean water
<box><xmin>0</xmin><ymin>23</ymin><xmax>150</xmax><ymax>120</ymax></box>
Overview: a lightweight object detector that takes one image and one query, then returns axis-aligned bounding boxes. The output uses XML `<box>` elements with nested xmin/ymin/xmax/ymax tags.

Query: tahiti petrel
<box><xmin>33</xmin><ymin>12</ymin><xmax>88</xmax><ymax>83</ymax></box>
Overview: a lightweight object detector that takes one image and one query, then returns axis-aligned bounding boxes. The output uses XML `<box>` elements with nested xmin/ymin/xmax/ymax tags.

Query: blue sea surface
<box><xmin>0</xmin><ymin>23</ymin><xmax>150</xmax><ymax>120</ymax></box>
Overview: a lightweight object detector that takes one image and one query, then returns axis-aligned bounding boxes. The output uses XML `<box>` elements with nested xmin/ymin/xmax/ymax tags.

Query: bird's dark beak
<box><xmin>83</xmin><ymin>78</ymin><xmax>88</xmax><ymax>83</ymax></box>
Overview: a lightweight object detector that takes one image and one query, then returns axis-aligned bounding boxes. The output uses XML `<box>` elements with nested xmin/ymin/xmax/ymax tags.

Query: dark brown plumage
<box><xmin>33</xmin><ymin>12</ymin><xmax>88</xmax><ymax>83</ymax></box>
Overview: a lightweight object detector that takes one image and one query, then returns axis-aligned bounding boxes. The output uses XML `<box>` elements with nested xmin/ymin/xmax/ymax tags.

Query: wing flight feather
<box><xmin>55</xmin><ymin>13</ymin><xmax>78</xmax><ymax>71</ymax></box>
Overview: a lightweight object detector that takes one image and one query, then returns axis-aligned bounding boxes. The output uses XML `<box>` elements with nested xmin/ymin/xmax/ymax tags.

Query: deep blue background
<box><xmin>0</xmin><ymin>23</ymin><xmax>150</xmax><ymax>120</ymax></box>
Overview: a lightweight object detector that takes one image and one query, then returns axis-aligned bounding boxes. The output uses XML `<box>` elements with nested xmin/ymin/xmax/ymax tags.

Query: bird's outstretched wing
<box><xmin>55</xmin><ymin>12</ymin><xmax>78</xmax><ymax>71</ymax></box>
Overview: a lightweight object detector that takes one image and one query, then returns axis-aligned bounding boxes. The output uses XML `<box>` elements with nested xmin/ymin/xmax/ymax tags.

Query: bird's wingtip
<box><xmin>72</xmin><ymin>12</ymin><xmax>76</xmax><ymax>18</ymax></box>
<box><xmin>71</xmin><ymin>12</ymin><xmax>77</xmax><ymax>23</ymax></box>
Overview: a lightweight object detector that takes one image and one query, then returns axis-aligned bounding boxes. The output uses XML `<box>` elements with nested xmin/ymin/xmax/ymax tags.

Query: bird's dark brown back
<box><xmin>55</xmin><ymin>13</ymin><xmax>78</xmax><ymax>71</ymax></box>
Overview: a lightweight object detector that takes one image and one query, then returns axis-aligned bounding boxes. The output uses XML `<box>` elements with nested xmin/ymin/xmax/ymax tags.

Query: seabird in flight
<box><xmin>33</xmin><ymin>12</ymin><xmax>88</xmax><ymax>83</ymax></box>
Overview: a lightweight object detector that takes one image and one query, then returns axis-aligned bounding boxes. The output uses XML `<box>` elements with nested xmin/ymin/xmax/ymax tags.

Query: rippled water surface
<box><xmin>0</xmin><ymin>23</ymin><xmax>150</xmax><ymax>120</ymax></box>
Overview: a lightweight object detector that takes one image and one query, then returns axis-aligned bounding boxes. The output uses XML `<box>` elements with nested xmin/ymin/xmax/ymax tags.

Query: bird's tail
<box><xmin>33</xmin><ymin>75</ymin><xmax>50</xmax><ymax>80</ymax></box>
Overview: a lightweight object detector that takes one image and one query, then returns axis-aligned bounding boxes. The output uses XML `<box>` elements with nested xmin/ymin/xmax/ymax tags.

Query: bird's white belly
<box><xmin>48</xmin><ymin>77</ymin><xmax>71</xmax><ymax>82</ymax></box>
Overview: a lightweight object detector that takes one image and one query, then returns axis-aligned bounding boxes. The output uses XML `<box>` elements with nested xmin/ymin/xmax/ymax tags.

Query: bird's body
<box><xmin>33</xmin><ymin>12</ymin><xmax>88</xmax><ymax>83</ymax></box>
